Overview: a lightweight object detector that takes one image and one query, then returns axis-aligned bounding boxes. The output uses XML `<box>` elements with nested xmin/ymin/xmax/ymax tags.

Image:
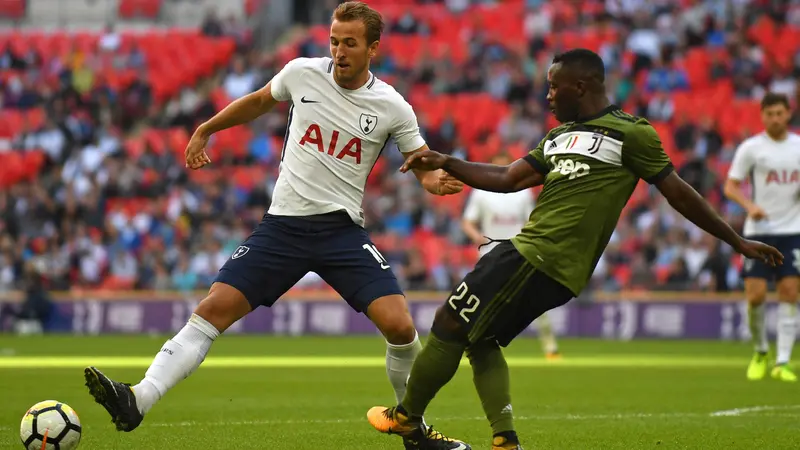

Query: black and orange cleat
<box><xmin>492</xmin><ymin>434</ymin><xmax>523</xmax><ymax>450</ymax></box>
<box><xmin>367</xmin><ymin>406</ymin><xmax>471</xmax><ymax>449</ymax></box>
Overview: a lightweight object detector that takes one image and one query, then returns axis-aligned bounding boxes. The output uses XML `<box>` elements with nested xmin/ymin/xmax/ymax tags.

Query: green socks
<box><xmin>399</xmin><ymin>333</ymin><xmax>516</xmax><ymax>438</ymax></box>
<box><xmin>401</xmin><ymin>332</ymin><xmax>466</xmax><ymax>417</ymax></box>
<box><xmin>466</xmin><ymin>341</ymin><xmax>514</xmax><ymax>435</ymax></box>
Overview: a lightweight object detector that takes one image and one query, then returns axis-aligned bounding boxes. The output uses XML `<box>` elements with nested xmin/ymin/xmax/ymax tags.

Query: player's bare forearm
<box><xmin>461</xmin><ymin>220</ymin><xmax>486</xmax><ymax>245</ymax></box>
<box><xmin>441</xmin><ymin>156</ymin><xmax>543</xmax><ymax>193</ymax></box>
<box><xmin>723</xmin><ymin>178</ymin><xmax>756</xmax><ymax>211</ymax></box>
<box><xmin>657</xmin><ymin>171</ymin><xmax>745</xmax><ymax>250</ymax></box>
<box><xmin>198</xmin><ymin>84</ymin><xmax>278</xmax><ymax>137</ymax></box>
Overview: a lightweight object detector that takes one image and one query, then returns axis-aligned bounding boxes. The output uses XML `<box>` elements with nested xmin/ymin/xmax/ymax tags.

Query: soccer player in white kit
<box><xmin>725</xmin><ymin>92</ymin><xmax>800</xmax><ymax>383</ymax></box>
<box><xmin>461</xmin><ymin>152</ymin><xmax>561</xmax><ymax>360</ymax></box>
<box><xmin>83</xmin><ymin>3</ymin><xmax>470</xmax><ymax>448</ymax></box>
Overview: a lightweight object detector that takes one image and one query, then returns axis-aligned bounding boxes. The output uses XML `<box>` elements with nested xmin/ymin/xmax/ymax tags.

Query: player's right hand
<box><xmin>400</xmin><ymin>150</ymin><xmax>447</xmax><ymax>173</ymax></box>
<box><xmin>746</xmin><ymin>204</ymin><xmax>768</xmax><ymax>221</ymax></box>
<box><xmin>185</xmin><ymin>129</ymin><xmax>212</xmax><ymax>170</ymax></box>
<box><xmin>735</xmin><ymin>239</ymin><xmax>784</xmax><ymax>267</ymax></box>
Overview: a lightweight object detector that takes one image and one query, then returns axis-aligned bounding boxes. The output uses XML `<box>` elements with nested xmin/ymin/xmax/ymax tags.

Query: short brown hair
<box><xmin>332</xmin><ymin>1</ymin><xmax>384</xmax><ymax>45</ymax></box>
<box><xmin>761</xmin><ymin>92</ymin><xmax>790</xmax><ymax>110</ymax></box>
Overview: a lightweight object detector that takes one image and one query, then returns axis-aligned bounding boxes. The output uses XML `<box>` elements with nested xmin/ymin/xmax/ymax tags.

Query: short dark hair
<box><xmin>552</xmin><ymin>49</ymin><xmax>606</xmax><ymax>83</ymax></box>
<box><xmin>332</xmin><ymin>1</ymin><xmax>384</xmax><ymax>45</ymax></box>
<box><xmin>761</xmin><ymin>92</ymin><xmax>790</xmax><ymax>110</ymax></box>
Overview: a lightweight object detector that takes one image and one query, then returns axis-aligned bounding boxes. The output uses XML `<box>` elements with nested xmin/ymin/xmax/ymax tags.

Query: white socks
<box><xmin>132</xmin><ymin>314</ymin><xmax>220</xmax><ymax>414</ymax></box>
<box><xmin>776</xmin><ymin>302</ymin><xmax>798</xmax><ymax>365</ymax></box>
<box><xmin>535</xmin><ymin>314</ymin><xmax>559</xmax><ymax>354</ymax></box>
<box><xmin>748</xmin><ymin>303</ymin><xmax>768</xmax><ymax>353</ymax></box>
<box><xmin>385</xmin><ymin>332</ymin><xmax>422</xmax><ymax>403</ymax></box>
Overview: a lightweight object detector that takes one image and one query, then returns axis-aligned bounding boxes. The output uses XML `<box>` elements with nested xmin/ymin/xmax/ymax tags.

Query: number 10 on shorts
<box><xmin>448</xmin><ymin>282</ymin><xmax>481</xmax><ymax>323</ymax></box>
<box><xmin>363</xmin><ymin>244</ymin><xmax>390</xmax><ymax>269</ymax></box>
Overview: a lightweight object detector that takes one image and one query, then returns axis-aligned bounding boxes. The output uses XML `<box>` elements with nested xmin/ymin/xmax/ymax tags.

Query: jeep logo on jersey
<box><xmin>231</xmin><ymin>246</ymin><xmax>250</xmax><ymax>259</ymax></box>
<box><xmin>359</xmin><ymin>113</ymin><xmax>378</xmax><ymax>135</ymax></box>
<box><xmin>550</xmin><ymin>156</ymin><xmax>590</xmax><ymax>180</ymax></box>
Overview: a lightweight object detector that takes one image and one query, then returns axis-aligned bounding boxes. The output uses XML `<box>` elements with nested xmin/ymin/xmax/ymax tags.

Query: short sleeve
<box><xmin>462</xmin><ymin>191</ymin><xmax>482</xmax><ymax>222</ymax></box>
<box><xmin>727</xmin><ymin>140</ymin><xmax>754</xmax><ymax>181</ymax></box>
<box><xmin>621</xmin><ymin>123</ymin><xmax>674</xmax><ymax>184</ymax></box>
<box><xmin>522</xmin><ymin>136</ymin><xmax>550</xmax><ymax>175</ymax></box>
<box><xmin>270</xmin><ymin>58</ymin><xmax>304</xmax><ymax>102</ymax></box>
<box><xmin>392</xmin><ymin>101</ymin><xmax>426</xmax><ymax>153</ymax></box>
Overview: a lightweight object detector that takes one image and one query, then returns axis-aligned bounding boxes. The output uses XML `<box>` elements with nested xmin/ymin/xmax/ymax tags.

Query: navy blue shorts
<box><xmin>742</xmin><ymin>234</ymin><xmax>800</xmax><ymax>281</ymax></box>
<box><xmin>215</xmin><ymin>212</ymin><xmax>403</xmax><ymax>312</ymax></box>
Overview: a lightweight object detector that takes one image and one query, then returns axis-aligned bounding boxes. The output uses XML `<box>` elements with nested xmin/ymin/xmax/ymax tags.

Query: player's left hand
<box><xmin>400</xmin><ymin>150</ymin><xmax>447</xmax><ymax>172</ymax></box>
<box><xmin>435</xmin><ymin>171</ymin><xmax>463</xmax><ymax>195</ymax></box>
<box><xmin>735</xmin><ymin>239</ymin><xmax>784</xmax><ymax>267</ymax></box>
<box><xmin>185</xmin><ymin>129</ymin><xmax>212</xmax><ymax>170</ymax></box>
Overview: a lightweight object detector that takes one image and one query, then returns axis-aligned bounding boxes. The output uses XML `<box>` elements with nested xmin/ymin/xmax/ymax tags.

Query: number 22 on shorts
<box><xmin>448</xmin><ymin>282</ymin><xmax>481</xmax><ymax>323</ymax></box>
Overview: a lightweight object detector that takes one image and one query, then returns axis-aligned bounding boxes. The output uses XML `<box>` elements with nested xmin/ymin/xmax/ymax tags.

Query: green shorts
<box><xmin>443</xmin><ymin>241</ymin><xmax>574</xmax><ymax>346</ymax></box>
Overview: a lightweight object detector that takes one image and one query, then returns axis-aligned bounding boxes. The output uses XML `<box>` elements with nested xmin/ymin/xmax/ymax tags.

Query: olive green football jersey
<box><xmin>510</xmin><ymin>106</ymin><xmax>673</xmax><ymax>296</ymax></box>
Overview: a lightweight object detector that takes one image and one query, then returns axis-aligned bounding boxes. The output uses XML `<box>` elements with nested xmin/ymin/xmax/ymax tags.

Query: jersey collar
<box><xmin>574</xmin><ymin>104</ymin><xmax>619</xmax><ymax>123</ymax></box>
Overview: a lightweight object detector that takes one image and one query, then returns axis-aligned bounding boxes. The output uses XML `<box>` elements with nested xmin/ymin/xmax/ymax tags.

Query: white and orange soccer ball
<box><xmin>20</xmin><ymin>400</ymin><xmax>82</xmax><ymax>450</ymax></box>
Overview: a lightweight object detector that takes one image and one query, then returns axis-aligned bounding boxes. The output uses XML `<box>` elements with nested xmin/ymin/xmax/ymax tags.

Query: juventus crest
<box><xmin>359</xmin><ymin>113</ymin><xmax>378</xmax><ymax>135</ymax></box>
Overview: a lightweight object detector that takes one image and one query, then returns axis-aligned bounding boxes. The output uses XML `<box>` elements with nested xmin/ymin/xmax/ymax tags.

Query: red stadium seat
<box><xmin>119</xmin><ymin>0</ymin><xmax>162</xmax><ymax>19</ymax></box>
<box><xmin>0</xmin><ymin>0</ymin><xmax>25</xmax><ymax>19</ymax></box>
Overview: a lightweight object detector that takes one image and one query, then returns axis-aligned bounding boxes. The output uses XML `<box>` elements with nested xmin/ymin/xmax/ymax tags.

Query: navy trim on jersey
<box><xmin>363</xmin><ymin>134</ymin><xmax>391</xmax><ymax>190</ymax></box>
<box><xmin>327</xmin><ymin>60</ymin><xmax>334</xmax><ymax>73</ymax></box>
<box><xmin>523</xmin><ymin>154</ymin><xmax>549</xmax><ymax>175</ymax></box>
<box><xmin>367</xmin><ymin>74</ymin><xmax>376</xmax><ymax>89</ymax></box>
<box><xmin>644</xmin><ymin>163</ymin><xmax>674</xmax><ymax>185</ymax></box>
<box><xmin>280</xmin><ymin>104</ymin><xmax>294</xmax><ymax>162</ymax></box>
<box><xmin>749</xmin><ymin>168</ymin><xmax>756</xmax><ymax>202</ymax></box>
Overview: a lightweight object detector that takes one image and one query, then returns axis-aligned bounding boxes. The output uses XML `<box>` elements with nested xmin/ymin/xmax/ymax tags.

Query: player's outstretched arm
<box><xmin>656</xmin><ymin>171</ymin><xmax>784</xmax><ymax>266</ymax></box>
<box><xmin>400</xmin><ymin>150</ymin><xmax>544</xmax><ymax>193</ymax></box>
<box><xmin>185</xmin><ymin>82</ymin><xmax>280</xmax><ymax>169</ymax></box>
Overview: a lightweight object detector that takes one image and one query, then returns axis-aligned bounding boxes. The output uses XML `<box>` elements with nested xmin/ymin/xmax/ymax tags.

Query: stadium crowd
<box><xmin>1</xmin><ymin>0</ymin><xmax>798</xmax><ymax>296</ymax></box>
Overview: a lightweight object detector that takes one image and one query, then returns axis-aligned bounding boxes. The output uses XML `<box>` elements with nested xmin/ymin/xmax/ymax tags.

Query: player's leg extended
<box><xmin>85</xmin><ymin>215</ymin><xmax>311</xmax><ymax>431</ymax></box>
<box><xmin>84</xmin><ymin>282</ymin><xmax>248</xmax><ymax>431</ymax></box>
<box><xmin>365</xmin><ymin>295</ymin><xmax>422</xmax><ymax>403</ymax></box>
<box><xmin>312</xmin><ymin>221</ymin><xmax>422</xmax><ymax>405</ymax></box>
<box><xmin>465</xmin><ymin>340</ymin><xmax>518</xmax><ymax>449</ymax></box>
<box><xmin>772</xmin><ymin>275</ymin><xmax>798</xmax><ymax>382</ymax></box>
<box><xmin>534</xmin><ymin>313</ymin><xmax>560</xmax><ymax>359</ymax></box>
<box><xmin>317</xmin><ymin>223</ymin><xmax>467</xmax><ymax>448</ymax></box>
<box><xmin>744</xmin><ymin>276</ymin><xmax>769</xmax><ymax>380</ymax></box>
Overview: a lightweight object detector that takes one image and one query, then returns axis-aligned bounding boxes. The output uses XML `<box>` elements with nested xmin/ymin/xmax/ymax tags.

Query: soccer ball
<box><xmin>19</xmin><ymin>401</ymin><xmax>82</xmax><ymax>450</ymax></box>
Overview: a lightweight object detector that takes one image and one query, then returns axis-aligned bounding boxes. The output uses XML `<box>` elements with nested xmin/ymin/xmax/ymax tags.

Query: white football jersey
<box><xmin>463</xmin><ymin>189</ymin><xmax>535</xmax><ymax>256</ymax></box>
<box><xmin>268</xmin><ymin>57</ymin><xmax>426</xmax><ymax>226</ymax></box>
<box><xmin>728</xmin><ymin>132</ymin><xmax>800</xmax><ymax>236</ymax></box>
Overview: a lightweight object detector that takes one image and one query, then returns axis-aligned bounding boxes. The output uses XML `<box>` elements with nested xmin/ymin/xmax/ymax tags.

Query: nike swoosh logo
<box><xmin>301</xmin><ymin>96</ymin><xmax>319</xmax><ymax>104</ymax></box>
<box><xmin>453</xmin><ymin>444</ymin><xmax>467</xmax><ymax>450</ymax></box>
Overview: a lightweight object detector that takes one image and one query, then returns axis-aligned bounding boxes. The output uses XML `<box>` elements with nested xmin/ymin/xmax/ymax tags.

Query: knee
<box><xmin>193</xmin><ymin>282</ymin><xmax>251</xmax><ymax>332</ymax></box>
<box><xmin>465</xmin><ymin>340</ymin><xmax>500</xmax><ymax>364</ymax></box>
<box><xmin>382</xmin><ymin>320</ymin><xmax>417</xmax><ymax>345</ymax></box>
<box><xmin>777</xmin><ymin>279</ymin><xmax>799</xmax><ymax>303</ymax></box>
<box><xmin>745</xmin><ymin>282</ymin><xmax>768</xmax><ymax>306</ymax></box>
<box><xmin>368</xmin><ymin>295</ymin><xmax>417</xmax><ymax>344</ymax></box>
<box><xmin>431</xmin><ymin>306</ymin><xmax>468</xmax><ymax>344</ymax></box>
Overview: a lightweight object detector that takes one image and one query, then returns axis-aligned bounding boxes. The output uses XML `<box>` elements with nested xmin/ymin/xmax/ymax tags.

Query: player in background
<box><xmin>724</xmin><ymin>92</ymin><xmax>800</xmax><ymax>383</ymax></box>
<box><xmin>461</xmin><ymin>152</ymin><xmax>561</xmax><ymax>360</ymax></box>
<box><xmin>83</xmin><ymin>3</ymin><xmax>469</xmax><ymax>449</ymax></box>
<box><xmin>366</xmin><ymin>49</ymin><xmax>784</xmax><ymax>450</ymax></box>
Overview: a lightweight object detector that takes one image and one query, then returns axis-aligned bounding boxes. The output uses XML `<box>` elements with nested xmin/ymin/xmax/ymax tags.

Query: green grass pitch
<box><xmin>0</xmin><ymin>335</ymin><xmax>797</xmax><ymax>449</ymax></box>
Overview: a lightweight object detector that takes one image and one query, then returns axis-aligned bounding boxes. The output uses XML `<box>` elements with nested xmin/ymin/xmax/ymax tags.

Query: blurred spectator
<box><xmin>3</xmin><ymin>0</ymin><xmax>798</xmax><ymax>295</ymax></box>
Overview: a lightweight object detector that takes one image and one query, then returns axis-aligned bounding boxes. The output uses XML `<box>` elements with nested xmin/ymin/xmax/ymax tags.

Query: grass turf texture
<box><xmin>0</xmin><ymin>336</ymin><xmax>797</xmax><ymax>449</ymax></box>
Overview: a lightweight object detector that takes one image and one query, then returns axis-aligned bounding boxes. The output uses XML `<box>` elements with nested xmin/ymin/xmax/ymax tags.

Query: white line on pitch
<box><xmin>709</xmin><ymin>405</ymin><xmax>800</xmax><ymax>417</ymax></box>
<box><xmin>4</xmin><ymin>408</ymin><xmax>797</xmax><ymax>434</ymax></box>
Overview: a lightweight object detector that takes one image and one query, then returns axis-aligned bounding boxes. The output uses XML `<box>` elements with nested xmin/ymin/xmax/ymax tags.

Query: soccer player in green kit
<box><xmin>367</xmin><ymin>48</ymin><xmax>785</xmax><ymax>450</ymax></box>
